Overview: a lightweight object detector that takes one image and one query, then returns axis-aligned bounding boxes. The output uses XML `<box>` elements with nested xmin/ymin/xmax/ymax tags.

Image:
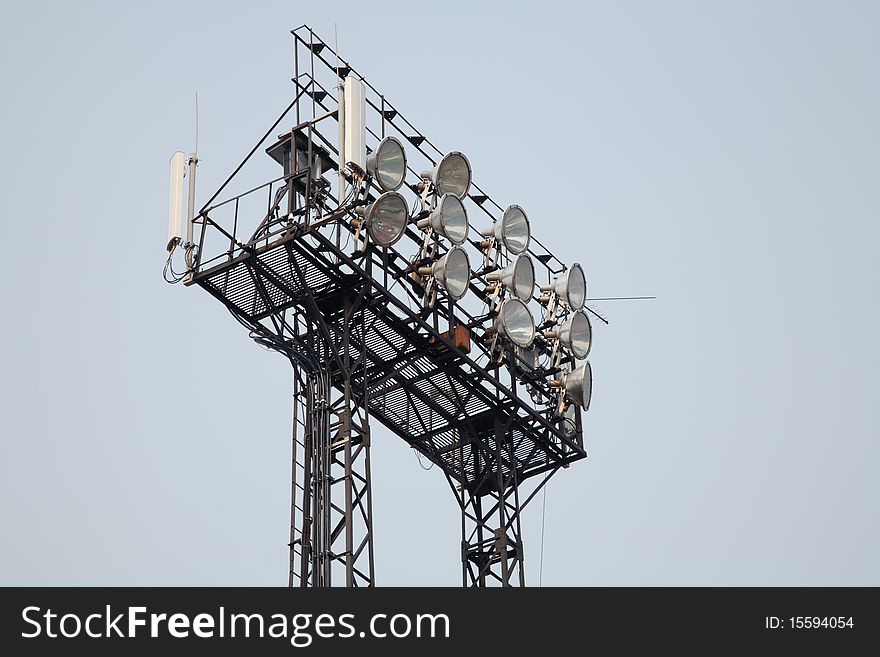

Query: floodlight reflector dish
<box><xmin>493</xmin><ymin>254</ymin><xmax>535</xmax><ymax>301</ymax></box>
<box><xmin>495</xmin><ymin>205</ymin><xmax>530</xmax><ymax>254</ymax></box>
<box><xmin>432</xmin><ymin>246</ymin><xmax>471</xmax><ymax>300</ymax></box>
<box><xmin>427</xmin><ymin>193</ymin><xmax>469</xmax><ymax>245</ymax></box>
<box><xmin>365</xmin><ymin>191</ymin><xmax>409</xmax><ymax>247</ymax></box>
<box><xmin>563</xmin><ymin>362</ymin><xmax>592</xmax><ymax>410</ymax></box>
<box><xmin>366</xmin><ymin>136</ymin><xmax>407</xmax><ymax>192</ymax></box>
<box><xmin>431</xmin><ymin>151</ymin><xmax>471</xmax><ymax>199</ymax></box>
<box><xmin>558</xmin><ymin>310</ymin><xmax>592</xmax><ymax>359</ymax></box>
<box><xmin>554</xmin><ymin>263</ymin><xmax>587</xmax><ymax>310</ymax></box>
<box><xmin>495</xmin><ymin>298</ymin><xmax>535</xmax><ymax>348</ymax></box>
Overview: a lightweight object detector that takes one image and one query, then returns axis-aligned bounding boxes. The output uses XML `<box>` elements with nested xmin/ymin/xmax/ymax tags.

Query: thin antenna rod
<box><xmin>186</xmin><ymin>90</ymin><xmax>200</xmax><ymax>267</ymax></box>
<box><xmin>334</xmin><ymin>22</ymin><xmax>339</xmax><ymax>75</ymax></box>
<box><xmin>539</xmin><ymin>483</ymin><xmax>547</xmax><ymax>587</ymax></box>
<box><xmin>587</xmin><ymin>296</ymin><xmax>656</xmax><ymax>301</ymax></box>
<box><xmin>335</xmin><ymin>22</ymin><xmax>345</xmax><ymax>207</ymax></box>
<box><xmin>583</xmin><ymin>297</ymin><xmax>654</xmax><ymax>326</ymax></box>
<box><xmin>195</xmin><ymin>91</ymin><xmax>199</xmax><ymax>155</ymax></box>
<box><xmin>586</xmin><ymin>307</ymin><xmax>610</xmax><ymax>325</ymax></box>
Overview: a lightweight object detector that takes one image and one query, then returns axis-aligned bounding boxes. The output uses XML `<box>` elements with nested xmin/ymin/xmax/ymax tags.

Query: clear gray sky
<box><xmin>1</xmin><ymin>1</ymin><xmax>878</xmax><ymax>586</ymax></box>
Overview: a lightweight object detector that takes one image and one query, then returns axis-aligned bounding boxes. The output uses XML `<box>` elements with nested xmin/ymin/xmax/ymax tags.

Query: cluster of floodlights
<box><xmin>354</xmin><ymin>137</ymin><xmax>592</xmax><ymax>414</ymax></box>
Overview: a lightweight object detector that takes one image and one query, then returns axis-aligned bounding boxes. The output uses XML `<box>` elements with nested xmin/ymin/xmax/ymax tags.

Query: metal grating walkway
<box><xmin>191</xmin><ymin>226</ymin><xmax>585</xmax><ymax>487</ymax></box>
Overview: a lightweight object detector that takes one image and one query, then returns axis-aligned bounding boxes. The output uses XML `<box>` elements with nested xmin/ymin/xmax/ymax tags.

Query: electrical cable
<box><xmin>539</xmin><ymin>482</ymin><xmax>547</xmax><ymax>587</ymax></box>
<box><xmin>163</xmin><ymin>251</ymin><xmax>188</xmax><ymax>284</ymax></box>
<box><xmin>414</xmin><ymin>448</ymin><xmax>434</xmax><ymax>471</ymax></box>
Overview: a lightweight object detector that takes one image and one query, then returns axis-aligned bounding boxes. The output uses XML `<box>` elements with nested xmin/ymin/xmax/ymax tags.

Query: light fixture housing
<box><xmin>553</xmin><ymin>263</ymin><xmax>587</xmax><ymax>310</ymax></box>
<box><xmin>431</xmin><ymin>246</ymin><xmax>471</xmax><ymax>301</ymax></box>
<box><xmin>563</xmin><ymin>362</ymin><xmax>592</xmax><ymax>410</ymax></box>
<box><xmin>489</xmin><ymin>254</ymin><xmax>535</xmax><ymax>302</ymax></box>
<box><xmin>494</xmin><ymin>298</ymin><xmax>536</xmax><ymax>348</ymax></box>
<box><xmin>558</xmin><ymin>310</ymin><xmax>592</xmax><ymax>359</ymax></box>
<box><xmin>365</xmin><ymin>191</ymin><xmax>409</xmax><ymax>247</ymax></box>
<box><xmin>430</xmin><ymin>151</ymin><xmax>471</xmax><ymax>199</ymax></box>
<box><xmin>560</xmin><ymin>403</ymin><xmax>578</xmax><ymax>437</ymax></box>
<box><xmin>493</xmin><ymin>205</ymin><xmax>531</xmax><ymax>254</ymax></box>
<box><xmin>425</xmin><ymin>193</ymin><xmax>469</xmax><ymax>245</ymax></box>
<box><xmin>366</xmin><ymin>136</ymin><xmax>407</xmax><ymax>192</ymax></box>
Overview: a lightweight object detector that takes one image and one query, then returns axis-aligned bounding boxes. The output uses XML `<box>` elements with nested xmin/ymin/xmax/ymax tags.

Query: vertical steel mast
<box><xmin>459</xmin><ymin>417</ymin><xmax>527</xmax><ymax>587</ymax></box>
<box><xmin>287</xmin><ymin>266</ymin><xmax>375</xmax><ymax>587</ymax></box>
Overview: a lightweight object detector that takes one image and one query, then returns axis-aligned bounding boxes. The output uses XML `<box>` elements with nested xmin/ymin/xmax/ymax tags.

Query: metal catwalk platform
<box><xmin>191</xmin><ymin>221</ymin><xmax>586</xmax><ymax>490</ymax></box>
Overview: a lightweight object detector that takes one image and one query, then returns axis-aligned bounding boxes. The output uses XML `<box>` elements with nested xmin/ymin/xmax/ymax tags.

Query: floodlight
<box><xmin>563</xmin><ymin>362</ymin><xmax>592</xmax><ymax>410</ymax></box>
<box><xmin>494</xmin><ymin>298</ymin><xmax>536</xmax><ymax>348</ymax></box>
<box><xmin>366</xmin><ymin>136</ymin><xmax>407</xmax><ymax>192</ymax></box>
<box><xmin>420</xmin><ymin>193</ymin><xmax>469</xmax><ymax>245</ymax></box>
<box><xmin>429</xmin><ymin>151</ymin><xmax>471</xmax><ymax>199</ymax></box>
<box><xmin>552</xmin><ymin>263</ymin><xmax>586</xmax><ymax>310</ymax></box>
<box><xmin>365</xmin><ymin>191</ymin><xmax>409</xmax><ymax>247</ymax></box>
<box><xmin>485</xmin><ymin>205</ymin><xmax>530</xmax><ymax>254</ymax></box>
<box><xmin>558</xmin><ymin>310</ymin><xmax>592</xmax><ymax>359</ymax></box>
<box><xmin>488</xmin><ymin>254</ymin><xmax>535</xmax><ymax>302</ymax></box>
<box><xmin>429</xmin><ymin>246</ymin><xmax>471</xmax><ymax>300</ymax></box>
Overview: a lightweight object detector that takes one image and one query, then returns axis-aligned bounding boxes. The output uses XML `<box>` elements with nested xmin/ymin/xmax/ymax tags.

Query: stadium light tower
<box><xmin>164</xmin><ymin>25</ymin><xmax>595</xmax><ymax>587</ymax></box>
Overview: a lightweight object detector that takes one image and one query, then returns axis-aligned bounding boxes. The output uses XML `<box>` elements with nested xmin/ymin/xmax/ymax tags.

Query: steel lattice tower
<box><xmin>168</xmin><ymin>25</ymin><xmax>592</xmax><ymax>587</ymax></box>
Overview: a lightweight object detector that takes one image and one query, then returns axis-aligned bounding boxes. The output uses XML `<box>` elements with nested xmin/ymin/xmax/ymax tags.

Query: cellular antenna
<box><xmin>166</xmin><ymin>151</ymin><xmax>185</xmax><ymax>252</ymax></box>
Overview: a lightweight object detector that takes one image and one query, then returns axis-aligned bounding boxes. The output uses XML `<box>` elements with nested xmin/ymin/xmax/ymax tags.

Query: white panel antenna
<box><xmin>167</xmin><ymin>150</ymin><xmax>185</xmax><ymax>251</ymax></box>
<box><xmin>343</xmin><ymin>76</ymin><xmax>366</xmax><ymax>176</ymax></box>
